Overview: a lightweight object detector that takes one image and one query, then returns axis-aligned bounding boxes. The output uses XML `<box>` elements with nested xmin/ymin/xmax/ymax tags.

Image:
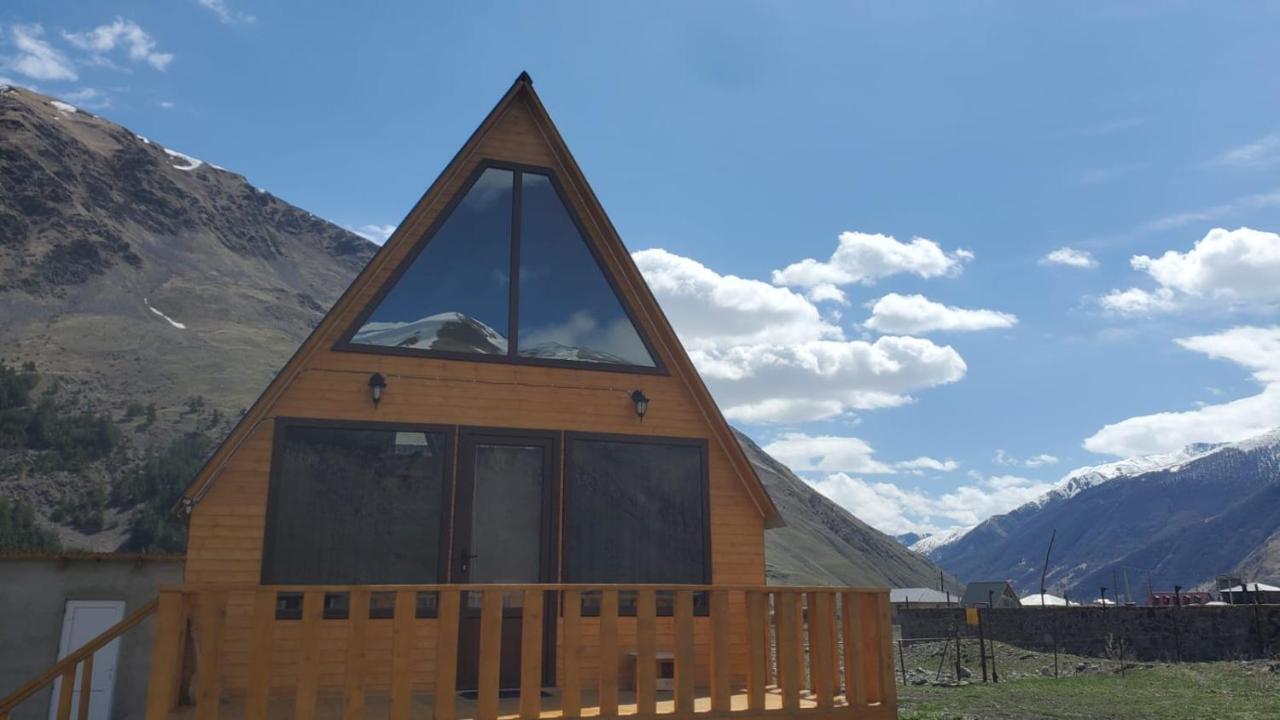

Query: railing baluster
<box><xmin>674</xmin><ymin>590</ymin><xmax>696</xmax><ymax>715</ymax></box>
<box><xmin>433</xmin><ymin>590</ymin><xmax>461</xmax><ymax>720</ymax></box>
<box><xmin>74</xmin><ymin>655</ymin><xmax>93</xmax><ymax>720</ymax></box>
<box><xmin>874</xmin><ymin>591</ymin><xmax>897</xmax><ymax>709</ymax></box>
<box><xmin>519</xmin><ymin>590</ymin><xmax>544</xmax><ymax>720</ymax></box>
<box><xmin>246</xmin><ymin>590</ymin><xmax>275</xmax><ymax>720</ymax></box>
<box><xmin>636</xmin><ymin>589</ymin><xmax>658</xmax><ymax>716</ymax></box>
<box><xmin>343</xmin><ymin>590</ymin><xmax>370</xmax><ymax>720</ymax></box>
<box><xmin>841</xmin><ymin>591</ymin><xmax>867</xmax><ymax>708</ymax></box>
<box><xmin>195</xmin><ymin>591</ymin><xmax>227</xmax><ymax>720</ymax></box>
<box><xmin>598</xmin><ymin>590</ymin><xmax>619</xmax><ymax>717</ymax></box>
<box><xmin>709</xmin><ymin>590</ymin><xmax>731</xmax><ymax>713</ymax></box>
<box><xmin>294</xmin><ymin>590</ymin><xmax>323</xmax><ymax>720</ymax></box>
<box><xmin>777</xmin><ymin>591</ymin><xmax>801</xmax><ymax>712</ymax></box>
<box><xmin>476</xmin><ymin>590</ymin><xmax>504</xmax><ymax>720</ymax></box>
<box><xmin>393</xmin><ymin>590</ymin><xmax>419</xmax><ymax>720</ymax></box>
<box><xmin>810</xmin><ymin>592</ymin><xmax>835</xmax><ymax>709</ymax></box>
<box><xmin>54</xmin><ymin>667</ymin><xmax>74</xmax><ymax>720</ymax></box>
<box><xmin>145</xmin><ymin>590</ymin><xmax>187</xmax><ymax>720</ymax></box>
<box><xmin>745</xmin><ymin>590</ymin><xmax>767</xmax><ymax>712</ymax></box>
<box><xmin>561</xmin><ymin>590</ymin><xmax>582</xmax><ymax>719</ymax></box>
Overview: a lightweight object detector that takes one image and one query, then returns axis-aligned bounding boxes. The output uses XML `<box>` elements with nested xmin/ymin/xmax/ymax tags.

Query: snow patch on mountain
<box><xmin>1034</xmin><ymin>442</ymin><xmax>1226</xmax><ymax>508</ymax></box>
<box><xmin>353</xmin><ymin>312</ymin><xmax>508</xmax><ymax>354</ymax></box>
<box><xmin>163</xmin><ymin>147</ymin><xmax>205</xmax><ymax>171</ymax></box>
<box><xmin>910</xmin><ymin>525</ymin><xmax>973</xmax><ymax>555</ymax></box>
<box><xmin>145</xmin><ymin>299</ymin><xmax>186</xmax><ymax>329</ymax></box>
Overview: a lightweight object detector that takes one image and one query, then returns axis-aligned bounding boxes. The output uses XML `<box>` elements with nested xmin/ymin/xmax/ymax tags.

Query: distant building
<box><xmin>1220</xmin><ymin>583</ymin><xmax>1280</xmax><ymax>605</ymax></box>
<box><xmin>961</xmin><ymin>581</ymin><xmax>1021</xmax><ymax>608</ymax></box>
<box><xmin>1149</xmin><ymin>591</ymin><xmax>1214</xmax><ymax>606</ymax></box>
<box><xmin>890</xmin><ymin>587</ymin><xmax>956</xmax><ymax>609</ymax></box>
<box><xmin>1019</xmin><ymin>592</ymin><xmax>1072</xmax><ymax>607</ymax></box>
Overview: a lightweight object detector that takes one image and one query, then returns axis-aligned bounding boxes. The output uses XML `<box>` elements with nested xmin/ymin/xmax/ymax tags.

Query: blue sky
<box><xmin>6</xmin><ymin>1</ymin><xmax>1280</xmax><ymax>536</ymax></box>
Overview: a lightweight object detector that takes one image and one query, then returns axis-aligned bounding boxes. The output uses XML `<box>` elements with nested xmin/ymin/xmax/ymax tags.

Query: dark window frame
<box><xmin>334</xmin><ymin>160</ymin><xmax>667</xmax><ymax>376</ymax></box>
<box><xmin>260</xmin><ymin>417</ymin><xmax>457</xmax><ymax>587</ymax></box>
<box><xmin>561</xmin><ymin>431</ymin><xmax>713</xmax><ymax>589</ymax></box>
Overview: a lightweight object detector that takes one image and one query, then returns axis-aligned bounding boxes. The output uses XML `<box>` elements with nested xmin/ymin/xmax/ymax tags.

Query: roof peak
<box><xmin>515</xmin><ymin>71</ymin><xmax>533</xmax><ymax>86</ymax></box>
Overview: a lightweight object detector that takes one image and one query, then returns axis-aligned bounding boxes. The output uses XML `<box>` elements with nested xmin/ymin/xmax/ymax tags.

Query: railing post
<box><xmin>476</xmin><ymin>590</ymin><xmax>504</xmax><ymax>720</ymax></box>
<box><xmin>433</xmin><ymin>590</ymin><xmax>460</xmax><ymax>720</ymax></box>
<box><xmin>635</xmin><ymin>590</ymin><xmax>658</xmax><ymax>716</ymax></box>
<box><xmin>54</xmin><ymin>667</ymin><xmax>74</xmax><ymax>720</ymax></box>
<box><xmin>519</xmin><ymin>590</ymin><xmax>544</xmax><ymax>720</ymax></box>
<box><xmin>294</xmin><ymin>590</ymin><xmax>323</xmax><ymax>720</ymax></box>
<box><xmin>673</xmin><ymin>590</ymin><xmax>696</xmax><ymax>715</ymax></box>
<box><xmin>245</xmin><ymin>590</ymin><xmax>275</xmax><ymax>720</ymax></box>
<box><xmin>841</xmin><ymin>591</ymin><xmax>866</xmax><ymax>708</ymax></box>
<box><xmin>343</xmin><ymin>590</ymin><xmax>370</xmax><ymax>720</ymax></box>
<box><xmin>810</xmin><ymin>592</ymin><xmax>835</xmax><ymax>708</ymax></box>
<box><xmin>598</xmin><ymin>590</ymin><xmax>620</xmax><ymax>717</ymax></box>
<box><xmin>194</xmin><ymin>590</ymin><xmax>227</xmax><ymax>720</ymax></box>
<box><xmin>560</xmin><ymin>590</ymin><xmax>582</xmax><ymax>719</ymax></box>
<box><xmin>709</xmin><ymin>590</ymin><xmax>731</xmax><ymax>713</ymax></box>
<box><xmin>874</xmin><ymin>591</ymin><xmax>898</xmax><ymax>710</ymax></box>
<box><xmin>145</xmin><ymin>589</ymin><xmax>188</xmax><ymax>720</ymax></box>
<box><xmin>776</xmin><ymin>591</ymin><xmax>801</xmax><ymax>712</ymax></box>
<box><xmin>75</xmin><ymin>655</ymin><xmax>94</xmax><ymax>720</ymax></box>
<box><xmin>745</xmin><ymin>590</ymin><xmax>768</xmax><ymax>712</ymax></box>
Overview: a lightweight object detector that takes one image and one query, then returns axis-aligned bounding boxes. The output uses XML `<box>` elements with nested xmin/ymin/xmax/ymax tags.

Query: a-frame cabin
<box><xmin>0</xmin><ymin>74</ymin><xmax>896</xmax><ymax>720</ymax></box>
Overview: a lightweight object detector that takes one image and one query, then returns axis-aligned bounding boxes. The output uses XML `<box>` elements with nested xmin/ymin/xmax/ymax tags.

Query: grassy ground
<box><xmin>894</xmin><ymin>640</ymin><xmax>1280</xmax><ymax>720</ymax></box>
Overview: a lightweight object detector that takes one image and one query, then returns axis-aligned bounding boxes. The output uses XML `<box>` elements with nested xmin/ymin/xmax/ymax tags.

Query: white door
<box><xmin>47</xmin><ymin>600</ymin><xmax>125</xmax><ymax>720</ymax></box>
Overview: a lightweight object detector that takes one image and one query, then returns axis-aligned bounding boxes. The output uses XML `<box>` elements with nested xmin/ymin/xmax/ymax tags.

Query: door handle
<box><xmin>460</xmin><ymin>549</ymin><xmax>478</xmax><ymax>575</ymax></box>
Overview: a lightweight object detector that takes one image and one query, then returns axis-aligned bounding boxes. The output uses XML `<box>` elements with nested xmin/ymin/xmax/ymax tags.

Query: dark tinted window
<box><xmin>563</xmin><ymin>437</ymin><xmax>707</xmax><ymax>583</ymax></box>
<box><xmin>517</xmin><ymin>173</ymin><xmax>656</xmax><ymax>367</ymax></box>
<box><xmin>264</xmin><ymin>425</ymin><xmax>449</xmax><ymax>584</ymax></box>
<box><xmin>351</xmin><ymin>168</ymin><xmax>514</xmax><ymax>354</ymax></box>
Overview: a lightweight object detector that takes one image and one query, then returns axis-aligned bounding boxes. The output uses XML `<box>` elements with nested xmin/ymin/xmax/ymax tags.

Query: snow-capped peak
<box><xmin>910</xmin><ymin>525</ymin><xmax>973</xmax><ymax>555</ymax></box>
<box><xmin>1039</xmin><ymin>442</ymin><xmax>1227</xmax><ymax>506</ymax></box>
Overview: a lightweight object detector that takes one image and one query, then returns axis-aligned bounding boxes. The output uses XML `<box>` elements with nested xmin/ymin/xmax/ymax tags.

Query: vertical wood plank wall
<box><xmin>184</xmin><ymin>94</ymin><xmax>767</xmax><ymax>695</ymax></box>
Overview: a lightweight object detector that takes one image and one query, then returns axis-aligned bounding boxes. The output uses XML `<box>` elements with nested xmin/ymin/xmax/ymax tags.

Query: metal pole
<box><xmin>955</xmin><ymin>620</ymin><xmax>963</xmax><ymax>681</ymax></box>
<box><xmin>1040</xmin><ymin>528</ymin><xmax>1056</xmax><ymax>599</ymax></box>
<box><xmin>899</xmin><ymin>639</ymin><xmax>908</xmax><ymax>685</ymax></box>
<box><xmin>977</xmin><ymin>605</ymin><xmax>989</xmax><ymax>682</ymax></box>
<box><xmin>1172</xmin><ymin>585</ymin><xmax>1183</xmax><ymax>663</ymax></box>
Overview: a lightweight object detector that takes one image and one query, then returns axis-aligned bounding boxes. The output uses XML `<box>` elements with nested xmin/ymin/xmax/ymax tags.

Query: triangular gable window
<box><xmin>345</xmin><ymin>165</ymin><xmax>658</xmax><ymax>370</ymax></box>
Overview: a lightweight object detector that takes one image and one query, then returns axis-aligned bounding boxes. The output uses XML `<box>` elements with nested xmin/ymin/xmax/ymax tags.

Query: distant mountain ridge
<box><xmin>921</xmin><ymin>428</ymin><xmax>1280</xmax><ymax>596</ymax></box>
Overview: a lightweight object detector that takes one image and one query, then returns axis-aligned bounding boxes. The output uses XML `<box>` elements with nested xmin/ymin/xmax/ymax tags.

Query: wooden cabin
<box><xmin>1</xmin><ymin>74</ymin><xmax>895</xmax><ymax>720</ymax></box>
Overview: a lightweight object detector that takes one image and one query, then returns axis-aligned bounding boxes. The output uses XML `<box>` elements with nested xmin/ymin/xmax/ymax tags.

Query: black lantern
<box><xmin>630</xmin><ymin>389</ymin><xmax>649</xmax><ymax>420</ymax></box>
<box><xmin>368</xmin><ymin>372</ymin><xmax>387</xmax><ymax>407</ymax></box>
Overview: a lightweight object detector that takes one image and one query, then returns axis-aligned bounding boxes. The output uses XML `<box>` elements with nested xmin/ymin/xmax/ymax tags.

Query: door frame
<box><xmin>48</xmin><ymin>600</ymin><xmax>125</xmax><ymax>720</ymax></box>
<box><xmin>452</xmin><ymin>426</ymin><xmax>560</xmax><ymax>688</ymax></box>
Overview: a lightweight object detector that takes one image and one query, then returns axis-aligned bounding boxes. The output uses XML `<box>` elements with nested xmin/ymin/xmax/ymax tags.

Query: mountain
<box><xmin>736</xmin><ymin>431</ymin><xmax>959</xmax><ymax>590</ymax></box>
<box><xmin>353</xmin><ymin>312</ymin><xmax>509</xmax><ymax>354</ymax></box>
<box><xmin>925</xmin><ymin>429</ymin><xmax>1280</xmax><ymax>596</ymax></box>
<box><xmin>0</xmin><ymin>85</ymin><xmax>377</xmax><ymax>548</ymax></box>
<box><xmin>0</xmin><ymin>85</ymin><xmax>950</xmax><ymax>591</ymax></box>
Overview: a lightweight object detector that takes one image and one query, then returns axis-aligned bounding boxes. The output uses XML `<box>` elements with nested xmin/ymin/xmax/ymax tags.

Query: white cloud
<box><xmin>159</xmin><ymin>100</ymin><xmax>175</xmax><ymax>109</ymax></box>
<box><xmin>1025</xmin><ymin>453</ymin><xmax>1059</xmax><ymax>468</ymax></box>
<box><xmin>4</xmin><ymin>24</ymin><xmax>77</xmax><ymax>81</ymax></box>
<box><xmin>763</xmin><ymin>433</ymin><xmax>893</xmax><ymax>474</ymax></box>
<box><xmin>196</xmin><ymin>0</ymin><xmax>257</xmax><ymax>24</ymax></box>
<box><xmin>995</xmin><ymin>449</ymin><xmax>1060</xmax><ymax>468</ymax></box>
<box><xmin>1139</xmin><ymin>190</ymin><xmax>1280</xmax><ymax>234</ymax></box>
<box><xmin>771</xmin><ymin>231</ymin><xmax>972</xmax><ymax>289</ymax></box>
<box><xmin>350</xmin><ymin>223</ymin><xmax>396</xmax><ymax>245</ymax></box>
<box><xmin>63</xmin><ymin>18</ymin><xmax>173</xmax><ymax>71</ymax></box>
<box><xmin>60</xmin><ymin>87</ymin><xmax>109</xmax><ymax>109</ymax></box>
<box><xmin>1083</xmin><ymin>325</ymin><xmax>1280</xmax><ymax>456</ymax></box>
<box><xmin>1101</xmin><ymin>228</ymin><xmax>1280</xmax><ymax>315</ymax></box>
<box><xmin>896</xmin><ymin>457</ymin><xmax>960</xmax><ymax>473</ymax></box>
<box><xmin>863</xmin><ymin>293</ymin><xmax>1017</xmax><ymax>334</ymax></box>
<box><xmin>1215</xmin><ymin>133</ymin><xmax>1280</xmax><ymax>169</ymax></box>
<box><xmin>1041</xmin><ymin>247</ymin><xmax>1098</xmax><ymax>269</ymax></box>
<box><xmin>806</xmin><ymin>471</ymin><xmax>1054</xmax><ymax>536</ymax></box>
<box><xmin>635</xmin><ymin>248</ymin><xmax>968</xmax><ymax>422</ymax></box>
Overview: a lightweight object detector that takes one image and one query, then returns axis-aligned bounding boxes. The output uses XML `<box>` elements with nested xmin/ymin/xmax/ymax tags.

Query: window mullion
<box><xmin>508</xmin><ymin>169</ymin><xmax>522</xmax><ymax>357</ymax></box>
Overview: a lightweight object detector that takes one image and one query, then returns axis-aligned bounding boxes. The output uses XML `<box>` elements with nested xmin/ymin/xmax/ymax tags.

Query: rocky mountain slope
<box><xmin>922</xmin><ymin>429</ymin><xmax>1280</xmax><ymax>596</ymax></box>
<box><xmin>0</xmin><ymin>86</ymin><xmax>951</xmax><ymax>590</ymax></box>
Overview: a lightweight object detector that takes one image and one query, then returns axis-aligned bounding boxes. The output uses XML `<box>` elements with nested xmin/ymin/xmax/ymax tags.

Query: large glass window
<box><xmin>262</xmin><ymin>424</ymin><xmax>449</xmax><ymax>584</ymax></box>
<box><xmin>351</xmin><ymin>167</ymin><xmax>514</xmax><ymax>355</ymax></box>
<box><xmin>518</xmin><ymin>173</ymin><xmax>656</xmax><ymax>366</ymax></box>
<box><xmin>563</xmin><ymin>436</ymin><xmax>708</xmax><ymax>584</ymax></box>
<box><xmin>345</xmin><ymin>164</ymin><xmax>657</xmax><ymax>370</ymax></box>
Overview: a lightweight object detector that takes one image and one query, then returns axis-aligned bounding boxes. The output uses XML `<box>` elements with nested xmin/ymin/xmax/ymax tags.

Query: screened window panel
<box><xmin>564</xmin><ymin>438</ymin><xmax>707</xmax><ymax>584</ymax></box>
<box><xmin>516</xmin><ymin>173</ymin><xmax>656</xmax><ymax>367</ymax></box>
<box><xmin>351</xmin><ymin>167</ymin><xmax>514</xmax><ymax>354</ymax></box>
<box><xmin>264</xmin><ymin>425</ymin><xmax>448</xmax><ymax>584</ymax></box>
<box><xmin>468</xmin><ymin>444</ymin><xmax>544</xmax><ymax>584</ymax></box>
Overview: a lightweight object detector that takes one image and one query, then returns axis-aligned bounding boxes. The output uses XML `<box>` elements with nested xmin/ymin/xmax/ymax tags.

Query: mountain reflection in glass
<box><xmin>517</xmin><ymin>173</ymin><xmax>656</xmax><ymax>366</ymax></box>
<box><xmin>351</xmin><ymin>167</ymin><xmax>514</xmax><ymax>355</ymax></box>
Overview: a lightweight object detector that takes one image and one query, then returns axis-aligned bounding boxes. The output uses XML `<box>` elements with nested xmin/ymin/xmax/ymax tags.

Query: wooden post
<box><xmin>810</xmin><ymin>592</ymin><xmax>835</xmax><ymax>708</ymax></box>
<box><xmin>342</xmin><ymin>590</ymin><xmax>370</xmax><ymax>720</ymax></box>
<box><xmin>875</xmin><ymin>592</ymin><xmax>898</xmax><ymax>708</ymax></box>
<box><xmin>636</xmin><ymin>590</ymin><xmax>657</xmax><ymax>716</ymax></box>
<box><xmin>389</xmin><ymin>592</ymin><xmax>417</xmax><ymax>720</ymax></box>
<box><xmin>673</xmin><ymin>591</ymin><xmax>695</xmax><ymax>715</ymax></box>
<box><xmin>776</xmin><ymin>592</ymin><xmax>801</xmax><ymax>711</ymax></box>
<box><xmin>294</xmin><ymin>590</ymin><xmax>323</xmax><ymax>720</ymax></box>
<box><xmin>709</xmin><ymin>590</ymin><xmax>731</xmax><ymax>713</ymax></box>
<box><xmin>75</xmin><ymin>655</ymin><xmax>94</xmax><ymax>720</ymax></box>
<box><xmin>245</xmin><ymin>590</ymin><xmax>275</xmax><ymax>720</ymax></box>
<box><xmin>433</xmin><ymin>591</ymin><xmax>461</xmax><ymax>720</ymax></box>
<box><xmin>476</xmin><ymin>590</ymin><xmax>504</xmax><ymax>720</ymax></box>
<box><xmin>598</xmin><ymin>591</ymin><xmax>619</xmax><ymax>717</ymax></box>
<box><xmin>560</xmin><ymin>590</ymin><xmax>582</xmax><ymax>719</ymax></box>
<box><xmin>194</xmin><ymin>591</ymin><xmax>227</xmax><ymax>720</ymax></box>
<box><xmin>55</xmin><ymin>668</ymin><xmax>74</xmax><ymax>720</ymax></box>
<box><xmin>841</xmin><ymin>592</ymin><xmax>867</xmax><ymax>708</ymax></box>
<box><xmin>145</xmin><ymin>589</ymin><xmax>188</xmax><ymax>720</ymax></box>
<box><xmin>745</xmin><ymin>591</ymin><xmax>767</xmax><ymax>711</ymax></box>
<box><xmin>519</xmin><ymin>590</ymin><xmax>544</xmax><ymax>720</ymax></box>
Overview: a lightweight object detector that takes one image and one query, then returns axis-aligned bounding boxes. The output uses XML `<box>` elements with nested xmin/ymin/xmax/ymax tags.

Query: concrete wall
<box><xmin>900</xmin><ymin>605</ymin><xmax>1280</xmax><ymax>662</ymax></box>
<box><xmin>0</xmin><ymin>556</ymin><xmax>183</xmax><ymax>720</ymax></box>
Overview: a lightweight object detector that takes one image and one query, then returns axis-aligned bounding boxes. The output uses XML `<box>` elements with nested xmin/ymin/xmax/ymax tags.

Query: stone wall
<box><xmin>0</xmin><ymin>555</ymin><xmax>184</xmax><ymax>720</ymax></box>
<box><xmin>899</xmin><ymin>605</ymin><xmax>1280</xmax><ymax>662</ymax></box>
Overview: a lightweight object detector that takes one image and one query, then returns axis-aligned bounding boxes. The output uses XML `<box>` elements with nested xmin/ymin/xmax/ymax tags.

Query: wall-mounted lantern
<box><xmin>368</xmin><ymin>372</ymin><xmax>388</xmax><ymax>407</ymax></box>
<box><xmin>630</xmin><ymin>389</ymin><xmax>649</xmax><ymax>421</ymax></box>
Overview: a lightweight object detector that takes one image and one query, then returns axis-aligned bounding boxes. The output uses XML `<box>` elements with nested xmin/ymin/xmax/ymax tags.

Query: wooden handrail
<box><xmin>0</xmin><ymin>598</ymin><xmax>159</xmax><ymax>714</ymax></box>
<box><xmin>161</xmin><ymin>581</ymin><xmax>891</xmax><ymax>593</ymax></box>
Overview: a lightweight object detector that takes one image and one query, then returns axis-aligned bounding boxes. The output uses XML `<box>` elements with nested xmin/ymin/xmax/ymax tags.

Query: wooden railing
<box><xmin>144</xmin><ymin>583</ymin><xmax>894</xmax><ymax>720</ymax></box>
<box><xmin>0</xmin><ymin>599</ymin><xmax>159</xmax><ymax>720</ymax></box>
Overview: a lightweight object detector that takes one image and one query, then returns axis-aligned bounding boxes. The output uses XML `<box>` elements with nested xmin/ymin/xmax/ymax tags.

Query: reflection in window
<box><xmin>263</xmin><ymin>425</ymin><xmax>448</xmax><ymax>584</ymax></box>
<box><xmin>351</xmin><ymin>167</ymin><xmax>514</xmax><ymax>355</ymax></box>
<box><xmin>517</xmin><ymin>173</ymin><xmax>656</xmax><ymax>367</ymax></box>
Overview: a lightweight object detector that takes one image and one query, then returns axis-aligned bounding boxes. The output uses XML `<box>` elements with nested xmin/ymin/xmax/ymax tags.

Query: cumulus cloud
<box><xmin>1041</xmin><ymin>247</ymin><xmax>1098</xmax><ymax>269</ymax></box>
<box><xmin>1084</xmin><ymin>325</ymin><xmax>1280</xmax><ymax>456</ymax></box>
<box><xmin>196</xmin><ymin>0</ymin><xmax>257</xmax><ymax>24</ymax></box>
<box><xmin>1025</xmin><ymin>454</ymin><xmax>1059</xmax><ymax>468</ymax></box>
<box><xmin>1215</xmin><ymin>133</ymin><xmax>1280</xmax><ymax>169</ymax></box>
<box><xmin>806</xmin><ymin>472</ymin><xmax>1054</xmax><ymax>535</ymax></box>
<box><xmin>4</xmin><ymin>24</ymin><xmax>77</xmax><ymax>81</ymax></box>
<box><xmin>994</xmin><ymin>449</ymin><xmax>1060</xmax><ymax>468</ymax></box>
<box><xmin>896</xmin><ymin>457</ymin><xmax>960</xmax><ymax>473</ymax></box>
<box><xmin>863</xmin><ymin>293</ymin><xmax>1017</xmax><ymax>334</ymax></box>
<box><xmin>349</xmin><ymin>223</ymin><xmax>396</xmax><ymax>244</ymax></box>
<box><xmin>1101</xmin><ymin>227</ymin><xmax>1280</xmax><ymax>315</ymax></box>
<box><xmin>634</xmin><ymin>248</ymin><xmax>968</xmax><ymax>422</ymax></box>
<box><xmin>60</xmin><ymin>87</ymin><xmax>110</xmax><ymax>109</ymax></box>
<box><xmin>763</xmin><ymin>433</ymin><xmax>893</xmax><ymax>474</ymax></box>
<box><xmin>63</xmin><ymin>18</ymin><xmax>173</xmax><ymax>71</ymax></box>
<box><xmin>771</xmin><ymin>231</ymin><xmax>972</xmax><ymax>290</ymax></box>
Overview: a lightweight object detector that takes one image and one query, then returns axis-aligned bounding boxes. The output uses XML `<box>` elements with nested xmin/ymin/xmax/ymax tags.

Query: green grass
<box><xmin>897</xmin><ymin>661</ymin><xmax>1280</xmax><ymax>720</ymax></box>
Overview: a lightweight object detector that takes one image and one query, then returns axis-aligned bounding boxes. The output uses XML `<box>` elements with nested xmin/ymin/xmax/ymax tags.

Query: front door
<box><xmin>48</xmin><ymin>600</ymin><xmax>124</xmax><ymax>720</ymax></box>
<box><xmin>453</xmin><ymin>430</ymin><xmax>557</xmax><ymax>692</ymax></box>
